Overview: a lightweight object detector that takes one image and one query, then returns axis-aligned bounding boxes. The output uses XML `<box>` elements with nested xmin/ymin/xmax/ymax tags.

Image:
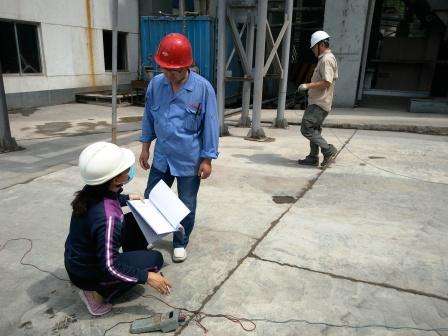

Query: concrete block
<box><xmin>410</xmin><ymin>99</ymin><xmax>448</xmax><ymax>114</ymax></box>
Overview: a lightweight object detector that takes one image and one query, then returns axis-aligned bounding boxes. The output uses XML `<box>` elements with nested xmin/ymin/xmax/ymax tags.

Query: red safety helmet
<box><xmin>154</xmin><ymin>33</ymin><xmax>193</xmax><ymax>69</ymax></box>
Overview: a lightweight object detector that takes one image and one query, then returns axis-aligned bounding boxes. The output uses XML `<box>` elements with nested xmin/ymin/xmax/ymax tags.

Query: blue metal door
<box><xmin>140</xmin><ymin>16</ymin><xmax>215</xmax><ymax>83</ymax></box>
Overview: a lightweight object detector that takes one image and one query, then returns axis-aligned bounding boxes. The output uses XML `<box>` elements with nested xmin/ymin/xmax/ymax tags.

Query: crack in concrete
<box><xmin>250</xmin><ymin>255</ymin><xmax>448</xmax><ymax>303</ymax></box>
<box><xmin>175</xmin><ymin>130</ymin><xmax>357</xmax><ymax>334</ymax></box>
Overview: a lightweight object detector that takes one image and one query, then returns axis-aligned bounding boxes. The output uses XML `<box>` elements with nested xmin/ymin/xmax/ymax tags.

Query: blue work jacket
<box><xmin>140</xmin><ymin>71</ymin><xmax>219</xmax><ymax>176</ymax></box>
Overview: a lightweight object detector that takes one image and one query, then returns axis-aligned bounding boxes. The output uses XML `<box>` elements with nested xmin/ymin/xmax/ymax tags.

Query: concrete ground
<box><xmin>4</xmin><ymin>102</ymin><xmax>447</xmax><ymax>190</ymax></box>
<box><xmin>1</xmin><ymin>104</ymin><xmax>448</xmax><ymax>336</ymax></box>
<box><xmin>2</xmin><ymin>104</ymin><xmax>143</xmax><ymax>190</ymax></box>
<box><xmin>226</xmin><ymin>108</ymin><xmax>448</xmax><ymax>135</ymax></box>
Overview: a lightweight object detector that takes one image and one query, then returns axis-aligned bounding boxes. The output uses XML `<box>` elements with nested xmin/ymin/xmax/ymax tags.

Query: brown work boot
<box><xmin>320</xmin><ymin>145</ymin><xmax>337</xmax><ymax>168</ymax></box>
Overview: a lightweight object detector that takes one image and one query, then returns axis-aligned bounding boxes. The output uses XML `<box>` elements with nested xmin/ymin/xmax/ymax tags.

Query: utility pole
<box><xmin>216</xmin><ymin>0</ymin><xmax>229</xmax><ymax>136</ymax></box>
<box><xmin>0</xmin><ymin>63</ymin><xmax>20</xmax><ymax>152</ymax></box>
<box><xmin>111</xmin><ymin>0</ymin><xmax>118</xmax><ymax>144</ymax></box>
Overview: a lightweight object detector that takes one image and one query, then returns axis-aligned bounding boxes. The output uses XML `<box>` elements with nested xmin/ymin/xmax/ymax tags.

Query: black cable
<box><xmin>0</xmin><ymin>238</ymin><xmax>69</xmax><ymax>282</ymax></box>
<box><xmin>329</xmin><ymin>129</ymin><xmax>448</xmax><ymax>186</ymax></box>
<box><xmin>102</xmin><ymin>319</ymin><xmax>136</xmax><ymax>336</ymax></box>
<box><xmin>100</xmin><ymin>293</ymin><xmax>448</xmax><ymax>335</ymax></box>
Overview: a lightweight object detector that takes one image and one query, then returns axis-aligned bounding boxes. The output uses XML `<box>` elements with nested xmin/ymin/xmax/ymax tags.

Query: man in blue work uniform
<box><xmin>139</xmin><ymin>33</ymin><xmax>219</xmax><ymax>263</ymax></box>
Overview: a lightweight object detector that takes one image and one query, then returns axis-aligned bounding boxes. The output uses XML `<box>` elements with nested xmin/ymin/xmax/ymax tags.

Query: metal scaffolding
<box><xmin>216</xmin><ymin>0</ymin><xmax>295</xmax><ymax>139</ymax></box>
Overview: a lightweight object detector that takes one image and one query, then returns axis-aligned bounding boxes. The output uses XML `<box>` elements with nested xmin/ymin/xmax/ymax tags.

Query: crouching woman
<box><xmin>64</xmin><ymin>141</ymin><xmax>171</xmax><ymax>316</ymax></box>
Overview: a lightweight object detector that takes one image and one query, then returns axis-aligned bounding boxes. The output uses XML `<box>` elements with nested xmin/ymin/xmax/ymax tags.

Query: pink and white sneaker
<box><xmin>79</xmin><ymin>290</ymin><xmax>112</xmax><ymax>316</ymax></box>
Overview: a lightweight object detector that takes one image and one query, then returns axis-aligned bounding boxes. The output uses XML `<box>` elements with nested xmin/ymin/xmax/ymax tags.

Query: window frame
<box><xmin>102</xmin><ymin>29</ymin><xmax>129</xmax><ymax>73</ymax></box>
<box><xmin>0</xmin><ymin>19</ymin><xmax>44</xmax><ymax>76</ymax></box>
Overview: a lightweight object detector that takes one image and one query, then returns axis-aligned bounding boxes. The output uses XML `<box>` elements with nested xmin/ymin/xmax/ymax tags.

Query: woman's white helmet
<box><xmin>310</xmin><ymin>30</ymin><xmax>330</xmax><ymax>48</ymax></box>
<box><xmin>78</xmin><ymin>142</ymin><xmax>135</xmax><ymax>185</ymax></box>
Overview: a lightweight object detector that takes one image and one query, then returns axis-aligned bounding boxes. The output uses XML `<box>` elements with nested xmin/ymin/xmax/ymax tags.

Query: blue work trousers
<box><xmin>144</xmin><ymin>166</ymin><xmax>201</xmax><ymax>248</ymax></box>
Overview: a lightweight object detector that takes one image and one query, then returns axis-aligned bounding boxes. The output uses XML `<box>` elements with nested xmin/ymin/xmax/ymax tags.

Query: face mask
<box><xmin>125</xmin><ymin>165</ymin><xmax>136</xmax><ymax>184</ymax></box>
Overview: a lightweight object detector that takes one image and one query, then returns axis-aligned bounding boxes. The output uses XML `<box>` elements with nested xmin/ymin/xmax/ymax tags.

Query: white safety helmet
<box><xmin>310</xmin><ymin>30</ymin><xmax>330</xmax><ymax>49</ymax></box>
<box><xmin>78</xmin><ymin>142</ymin><xmax>135</xmax><ymax>186</ymax></box>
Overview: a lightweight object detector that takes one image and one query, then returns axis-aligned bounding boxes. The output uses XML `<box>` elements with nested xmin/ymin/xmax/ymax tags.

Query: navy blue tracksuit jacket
<box><xmin>64</xmin><ymin>190</ymin><xmax>148</xmax><ymax>285</ymax></box>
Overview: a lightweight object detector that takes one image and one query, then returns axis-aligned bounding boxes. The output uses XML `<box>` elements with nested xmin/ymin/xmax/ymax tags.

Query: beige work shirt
<box><xmin>308</xmin><ymin>50</ymin><xmax>338</xmax><ymax>112</ymax></box>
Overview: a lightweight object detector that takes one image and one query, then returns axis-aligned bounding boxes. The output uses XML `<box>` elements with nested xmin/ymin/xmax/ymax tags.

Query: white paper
<box><xmin>129</xmin><ymin>205</ymin><xmax>162</xmax><ymax>244</ymax></box>
<box><xmin>148</xmin><ymin>180</ymin><xmax>191</xmax><ymax>229</ymax></box>
<box><xmin>127</xmin><ymin>180</ymin><xmax>190</xmax><ymax>244</ymax></box>
<box><xmin>128</xmin><ymin>199</ymin><xmax>173</xmax><ymax>235</ymax></box>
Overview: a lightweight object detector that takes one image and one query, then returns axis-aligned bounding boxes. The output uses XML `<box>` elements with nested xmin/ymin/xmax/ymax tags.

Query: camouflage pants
<box><xmin>300</xmin><ymin>104</ymin><xmax>331</xmax><ymax>156</ymax></box>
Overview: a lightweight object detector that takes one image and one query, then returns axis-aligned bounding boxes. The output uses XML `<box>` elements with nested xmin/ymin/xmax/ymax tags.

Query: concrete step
<box><xmin>410</xmin><ymin>98</ymin><xmax>448</xmax><ymax>114</ymax></box>
<box><xmin>75</xmin><ymin>91</ymin><xmax>139</xmax><ymax>105</ymax></box>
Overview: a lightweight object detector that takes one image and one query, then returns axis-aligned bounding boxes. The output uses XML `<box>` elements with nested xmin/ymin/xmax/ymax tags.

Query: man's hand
<box><xmin>198</xmin><ymin>159</ymin><xmax>212</xmax><ymax>179</ymax></box>
<box><xmin>298</xmin><ymin>83</ymin><xmax>309</xmax><ymax>92</ymax></box>
<box><xmin>139</xmin><ymin>143</ymin><xmax>151</xmax><ymax>170</ymax></box>
<box><xmin>147</xmin><ymin>272</ymin><xmax>172</xmax><ymax>295</ymax></box>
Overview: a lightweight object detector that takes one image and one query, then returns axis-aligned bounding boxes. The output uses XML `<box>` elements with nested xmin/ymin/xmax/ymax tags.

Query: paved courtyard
<box><xmin>1</xmin><ymin>104</ymin><xmax>448</xmax><ymax>336</ymax></box>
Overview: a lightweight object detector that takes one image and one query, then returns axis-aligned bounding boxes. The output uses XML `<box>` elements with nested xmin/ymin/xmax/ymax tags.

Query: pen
<box><xmin>195</xmin><ymin>103</ymin><xmax>201</xmax><ymax>116</ymax></box>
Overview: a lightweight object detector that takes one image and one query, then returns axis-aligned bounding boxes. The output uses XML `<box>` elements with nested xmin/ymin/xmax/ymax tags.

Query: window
<box><xmin>103</xmin><ymin>30</ymin><xmax>128</xmax><ymax>71</ymax></box>
<box><xmin>379</xmin><ymin>0</ymin><xmax>428</xmax><ymax>39</ymax></box>
<box><xmin>0</xmin><ymin>20</ymin><xmax>42</xmax><ymax>74</ymax></box>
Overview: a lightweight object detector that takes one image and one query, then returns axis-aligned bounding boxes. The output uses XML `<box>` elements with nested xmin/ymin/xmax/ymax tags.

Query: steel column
<box><xmin>247</xmin><ymin>0</ymin><xmax>268</xmax><ymax>139</ymax></box>
<box><xmin>275</xmin><ymin>0</ymin><xmax>294</xmax><ymax>128</ymax></box>
<box><xmin>217</xmin><ymin>0</ymin><xmax>229</xmax><ymax>136</ymax></box>
<box><xmin>239</xmin><ymin>14</ymin><xmax>255</xmax><ymax>127</ymax></box>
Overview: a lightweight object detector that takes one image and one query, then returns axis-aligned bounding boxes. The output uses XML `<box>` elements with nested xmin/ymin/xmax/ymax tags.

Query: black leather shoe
<box><xmin>298</xmin><ymin>155</ymin><xmax>319</xmax><ymax>166</ymax></box>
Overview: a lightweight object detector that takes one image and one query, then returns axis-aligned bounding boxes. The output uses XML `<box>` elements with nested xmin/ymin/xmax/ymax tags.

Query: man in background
<box><xmin>297</xmin><ymin>30</ymin><xmax>339</xmax><ymax>168</ymax></box>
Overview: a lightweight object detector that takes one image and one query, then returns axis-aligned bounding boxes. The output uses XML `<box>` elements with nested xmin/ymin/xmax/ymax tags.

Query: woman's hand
<box><xmin>147</xmin><ymin>272</ymin><xmax>172</xmax><ymax>295</ymax></box>
<box><xmin>129</xmin><ymin>194</ymin><xmax>144</xmax><ymax>202</ymax></box>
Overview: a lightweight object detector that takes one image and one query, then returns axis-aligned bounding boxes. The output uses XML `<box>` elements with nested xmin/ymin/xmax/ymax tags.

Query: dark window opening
<box><xmin>0</xmin><ymin>20</ymin><xmax>42</xmax><ymax>74</ymax></box>
<box><xmin>103</xmin><ymin>30</ymin><xmax>128</xmax><ymax>71</ymax></box>
<box><xmin>286</xmin><ymin>0</ymin><xmax>326</xmax><ymax>108</ymax></box>
<box><xmin>364</xmin><ymin>0</ymin><xmax>442</xmax><ymax>93</ymax></box>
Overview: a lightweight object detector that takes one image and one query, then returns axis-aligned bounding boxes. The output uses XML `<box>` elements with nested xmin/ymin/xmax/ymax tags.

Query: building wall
<box><xmin>0</xmin><ymin>0</ymin><xmax>139</xmax><ymax>108</ymax></box>
<box><xmin>324</xmin><ymin>0</ymin><xmax>371</xmax><ymax>107</ymax></box>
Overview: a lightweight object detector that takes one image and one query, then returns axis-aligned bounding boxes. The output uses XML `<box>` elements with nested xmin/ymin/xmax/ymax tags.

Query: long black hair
<box><xmin>71</xmin><ymin>182</ymin><xmax>111</xmax><ymax>217</ymax></box>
